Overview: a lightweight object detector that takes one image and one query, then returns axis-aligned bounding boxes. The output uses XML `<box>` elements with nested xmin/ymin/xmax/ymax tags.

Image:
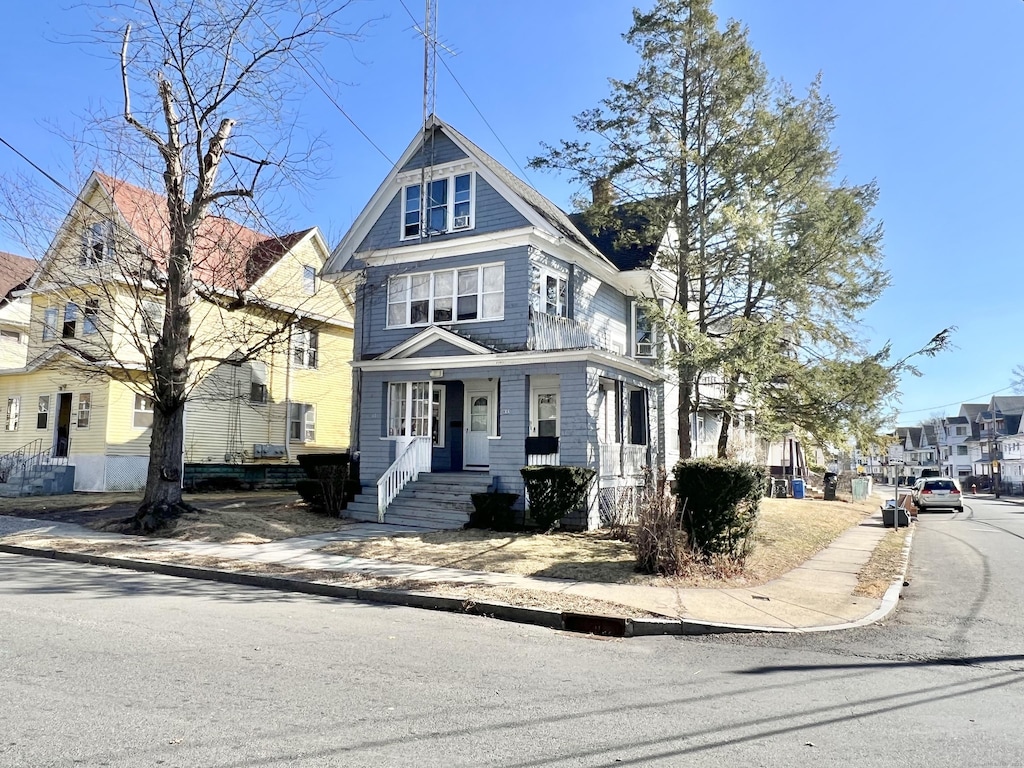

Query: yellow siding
<box><xmin>104</xmin><ymin>377</ymin><xmax>153</xmax><ymax>456</ymax></box>
<box><xmin>0</xmin><ymin>363</ymin><xmax>111</xmax><ymax>457</ymax></box>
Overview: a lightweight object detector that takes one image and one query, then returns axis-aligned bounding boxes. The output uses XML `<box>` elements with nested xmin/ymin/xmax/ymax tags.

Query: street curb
<box><xmin>0</xmin><ymin>527</ymin><xmax>915</xmax><ymax>637</ymax></box>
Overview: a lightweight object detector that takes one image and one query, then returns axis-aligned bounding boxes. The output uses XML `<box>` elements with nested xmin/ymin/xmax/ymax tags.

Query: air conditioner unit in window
<box><xmin>453</xmin><ymin>214</ymin><xmax>471</xmax><ymax>229</ymax></box>
<box><xmin>636</xmin><ymin>342</ymin><xmax>654</xmax><ymax>357</ymax></box>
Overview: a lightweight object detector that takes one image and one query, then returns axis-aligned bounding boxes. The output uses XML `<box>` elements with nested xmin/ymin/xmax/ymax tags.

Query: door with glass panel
<box><xmin>463</xmin><ymin>389</ymin><xmax>491</xmax><ymax>470</ymax></box>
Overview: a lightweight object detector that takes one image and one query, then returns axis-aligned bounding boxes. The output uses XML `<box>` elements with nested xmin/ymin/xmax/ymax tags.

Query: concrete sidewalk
<box><xmin>0</xmin><ymin>510</ymin><xmax>912</xmax><ymax>636</ymax></box>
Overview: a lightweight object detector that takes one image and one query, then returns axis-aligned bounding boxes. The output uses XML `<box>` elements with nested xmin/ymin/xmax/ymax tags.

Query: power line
<box><xmin>396</xmin><ymin>0</ymin><xmax>534</xmax><ymax>185</ymax></box>
<box><xmin>0</xmin><ymin>136</ymin><xmax>78</xmax><ymax>199</ymax></box>
<box><xmin>895</xmin><ymin>384</ymin><xmax>1016</xmax><ymax>417</ymax></box>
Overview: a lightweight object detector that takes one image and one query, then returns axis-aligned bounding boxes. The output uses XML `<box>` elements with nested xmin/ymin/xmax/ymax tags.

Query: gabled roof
<box><xmin>1005</xmin><ymin>414</ymin><xmax>1022</xmax><ymax>435</ymax></box>
<box><xmin>0</xmin><ymin>251</ymin><xmax>36</xmax><ymax>301</ymax></box>
<box><xmin>945</xmin><ymin>415</ymin><xmax>969</xmax><ymax>425</ymax></box>
<box><xmin>923</xmin><ymin>424</ymin><xmax>939</xmax><ymax>445</ymax></box>
<box><xmin>990</xmin><ymin>396</ymin><xmax>1024</xmax><ymax>416</ymax></box>
<box><xmin>907</xmin><ymin>426</ymin><xmax>923</xmax><ymax>448</ymax></box>
<box><xmin>325</xmin><ymin>116</ymin><xmax>622</xmax><ymax>278</ymax></box>
<box><xmin>39</xmin><ymin>172</ymin><xmax>313</xmax><ymax>294</ymax></box>
<box><xmin>376</xmin><ymin>325</ymin><xmax>494</xmax><ymax>360</ymax></box>
<box><xmin>959</xmin><ymin>403</ymin><xmax>987</xmax><ymax>422</ymax></box>
<box><xmin>568</xmin><ymin>200</ymin><xmax>670</xmax><ymax>272</ymax></box>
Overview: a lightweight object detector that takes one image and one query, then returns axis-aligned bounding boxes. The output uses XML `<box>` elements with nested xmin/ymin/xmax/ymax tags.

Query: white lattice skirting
<box><xmin>70</xmin><ymin>455</ymin><xmax>149</xmax><ymax>492</ymax></box>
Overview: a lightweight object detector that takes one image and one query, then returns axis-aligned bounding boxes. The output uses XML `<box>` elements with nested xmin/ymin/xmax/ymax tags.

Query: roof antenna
<box><xmin>417</xmin><ymin>0</ymin><xmax>437</xmax><ymax>239</ymax></box>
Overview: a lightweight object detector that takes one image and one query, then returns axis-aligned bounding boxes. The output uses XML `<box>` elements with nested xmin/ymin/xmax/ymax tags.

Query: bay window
<box><xmin>387</xmin><ymin>263</ymin><xmax>503</xmax><ymax>327</ymax></box>
<box><xmin>530</xmin><ymin>265</ymin><xmax>568</xmax><ymax>317</ymax></box>
<box><xmin>633</xmin><ymin>301</ymin><xmax>656</xmax><ymax>358</ymax></box>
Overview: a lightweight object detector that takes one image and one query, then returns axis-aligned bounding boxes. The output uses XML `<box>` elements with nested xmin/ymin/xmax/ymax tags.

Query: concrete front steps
<box><xmin>0</xmin><ymin>465</ymin><xmax>76</xmax><ymax>498</ymax></box>
<box><xmin>346</xmin><ymin>471</ymin><xmax>492</xmax><ymax>530</ymax></box>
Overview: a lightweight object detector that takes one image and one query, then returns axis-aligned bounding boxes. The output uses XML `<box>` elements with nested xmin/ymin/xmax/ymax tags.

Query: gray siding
<box><xmin>400</xmin><ymin>132</ymin><xmax>468</xmax><ymax>172</ymax></box>
<box><xmin>357</xmin><ymin>176</ymin><xmax>529</xmax><ymax>253</ymax></box>
<box><xmin>417</xmin><ymin>340</ymin><xmax>475</xmax><ymax>357</ymax></box>
<box><xmin>356</xmin><ymin>246</ymin><xmax>531</xmax><ymax>359</ymax></box>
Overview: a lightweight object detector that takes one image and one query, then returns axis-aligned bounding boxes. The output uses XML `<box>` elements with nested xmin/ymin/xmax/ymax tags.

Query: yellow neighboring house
<box><xmin>0</xmin><ymin>172</ymin><xmax>353</xmax><ymax>492</ymax></box>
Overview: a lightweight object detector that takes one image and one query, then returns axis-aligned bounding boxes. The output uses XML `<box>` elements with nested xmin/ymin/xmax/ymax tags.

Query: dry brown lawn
<box><xmin>855</xmin><ymin>526</ymin><xmax>909</xmax><ymax>598</ymax></box>
<box><xmin>322</xmin><ymin>496</ymin><xmax>879</xmax><ymax>587</ymax></box>
<box><xmin>0</xmin><ymin>491</ymin><xmax>351</xmax><ymax>544</ymax></box>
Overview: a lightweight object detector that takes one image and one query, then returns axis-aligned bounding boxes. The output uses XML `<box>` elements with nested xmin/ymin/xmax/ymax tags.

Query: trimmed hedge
<box><xmin>296</xmin><ymin>452</ymin><xmax>359</xmax><ymax>516</ymax></box>
<box><xmin>468</xmin><ymin>492</ymin><xmax>520</xmax><ymax>531</ymax></box>
<box><xmin>673</xmin><ymin>459</ymin><xmax>767</xmax><ymax>561</ymax></box>
<box><xmin>520</xmin><ymin>465</ymin><xmax>596</xmax><ymax>532</ymax></box>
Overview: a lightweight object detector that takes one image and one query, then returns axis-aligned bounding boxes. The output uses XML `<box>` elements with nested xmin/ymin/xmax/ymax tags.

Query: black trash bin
<box><xmin>823</xmin><ymin>472</ymin><xmax>839</xmax><ymax>501</ymax></box>
<box><xmin>771</xmin><ymin>478</ymin><xmax>788</xmax><ymax>498</ymax></box>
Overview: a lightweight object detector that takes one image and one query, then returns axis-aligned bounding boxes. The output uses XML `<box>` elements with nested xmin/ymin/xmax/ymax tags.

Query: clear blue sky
<box><xmin>1</xmin><ymin>1</ymin><xmax>1022</xmax><ymax>423</ymax></box>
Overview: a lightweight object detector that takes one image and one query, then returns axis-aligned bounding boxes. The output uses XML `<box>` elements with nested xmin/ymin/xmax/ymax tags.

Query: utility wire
<box><xmin>895</xmin><ymin>384</ymin><xmax>1016</xmax><ymax>417</ymax></box>
<box><xmin>0</xmin><ymin>136</ymin><xmax>78</xmax><ymax>199</ymax></box>
<box><xmin>396</xmin><ymin>0</ymin><xmax>534</xmax><ymax>185</ymax></box>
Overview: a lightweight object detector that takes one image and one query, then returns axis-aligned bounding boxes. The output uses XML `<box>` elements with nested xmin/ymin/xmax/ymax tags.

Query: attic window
<box><xmin>401</xmin><ymin>173</ymin><xmax>474</xmax><ymax>240</ymax></box>
<box><xmin>81</xmin><ymin>221</ymin><xmax>114</xmax><ymax>265</ymax></box>
<box><xmin>632</xmin><ymin>302</ymin><xmax>656</xmax><ymax>358</ymax></box>
<box><xmin>302</xmin><ymin>265</ymin><xmax>317</xmax><ymax>295</ymax></box>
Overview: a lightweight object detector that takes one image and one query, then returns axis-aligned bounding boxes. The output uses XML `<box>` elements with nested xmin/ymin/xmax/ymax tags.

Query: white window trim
<box><xmin>386</xmin><ymin>381</ymin><xmax>432</xmax><ymax>440</ymax></box>
<box><xmin>42</xmin><ymin>307</ymin><xmax>58</xmax><ymax>341</ymax></box>
<box><xmin>83</xmin><ymin>300</ymin><xmax>100</xmax><ymax>336</ymax></box>
<box><xmin>133</xmin><ymin>394</ymin><xmax>154</xmax><ymax>429</ymax></box>
<box><xmin>386</xmin><ymin>262</ymin><xmax>504</xmax><ymax>329</ymax></box>
<box><xmin>292</xmin><ymin>328</ymin><xmax>319</xmax><ymax>369</ymax></box>
<box><xmin>81</xmin><ymin>220</ymin><xmax>114</xmax><ymax>266</ymax></box>
<box><xmin>531</xmin><ymin>265</ymin><xmax>569</xmax><ymax>318</ymax></box>
<box><xmin>529</xmin><ymin>385</ymin><xmax>560</xmax><ymax>438</ymax></box>
<box><xmin>289</xmin><ymin>402</ymin><xmax>316</xmax><ymax>443</ymax></box>
<box><xmin>6</xmin><ymin>396</ymin><xmax>20</xmax><ymax>431</ymax></box>
<box><xmin>140</xmin><ymin>300</ymin><xmax>163</xmax><ymax>341</ymax></box>
<box><xmin>400</xmin><ymin>172</ymin><xmax>476</xmax><ymax>241</ymax></box>
<box><xmin>37</xmin><ymin>395</ymin><xmax>49</xmax><ymax>430</ymax></box>
<box><xmin>631</xmin><ymin>300</ymin><xmax>656</xmax><ymax>358</ymax></box>
<box><xmin>302</xmin><ymin>265</ymin><xmax>318</xmax><ymax>295</ymax></box>
<box><xmin>76</xmin><ymin>393</ymin><xmax>91</xmax><ymax>429</ymax></box>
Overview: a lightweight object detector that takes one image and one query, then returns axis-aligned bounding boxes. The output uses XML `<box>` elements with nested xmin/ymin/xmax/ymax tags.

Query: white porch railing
<box><xmin>599</xmin><ymin>443</ymin><xmax>649</xmax><ymax>477</ymax></box>
<box><xmin>527</xmin><ymin>308</ymin><xmax>611</xmax><ymax>352</ymax></box>
<box><xmin>527</xmin><ymin>452</ymin><xmax>560</xmax><ymax>466</ymax></box>
<box><xmin>376</xmin><ymin>436</ymin><xmax>431</xmax><ymax>522</ymax></box>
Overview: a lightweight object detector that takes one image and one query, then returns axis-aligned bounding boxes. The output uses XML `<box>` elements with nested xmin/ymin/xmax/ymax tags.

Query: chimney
<box><xmin>590</xmin><ymin>177</ymin><xmax>614</xmax><ymax>208</ymax></box>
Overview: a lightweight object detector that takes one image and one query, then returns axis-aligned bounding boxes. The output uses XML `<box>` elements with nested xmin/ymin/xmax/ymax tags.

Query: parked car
<box><xmin>913</xmin><ymin>477</ymin><xmax>964</xmax><ymax>512</ymax></box>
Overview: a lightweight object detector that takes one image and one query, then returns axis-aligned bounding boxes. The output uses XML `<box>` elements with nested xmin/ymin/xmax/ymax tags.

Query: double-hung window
<box><xmin>302</xmin><ymin>265</ymin><xmax>317</xmax><ymax>295</ymax></box>
<box><xmin>401</xmin><ymin>172</ymin><xmax>474</xmax><ymax>239</ymax></box>
<box><xmin>289</xmin><ymin>403</ymin><xmax>315</xmax><ymax>442</ymax></box>
<box><xmin>140</xmin><ymin>300</ymin><xmax>163</xmax><ymax>341</ymax></box>
<box><xmin>37</xmin><ymin>395</ymin><xmax>49</xmax><ymax>430</ymax></box>
<box><xmin>5</xmin><ymin>396</ymin><xmax>19</xmax><ymax>431</ymax></box>
<box><xmin>530</xmin><ymin>265</ymin><xmax>568</xmax><ymax>317</ymax></box>
<box><xmin>387</xmin><ymin>264</ymin><xmax>503</xmax><ymax>327</ymax></box>
<box><xmin>63</xmin><ymin>303</ymin><xmax>78</xmax><ymax>338</ymax></box>
<box><xmin>81</xmin><ymin>221</ymin><xmax>114</xmax><ymax>265</ymax></box>
<box><xmin>293</xmin><ymin>328</ymin><xmax>319</xmax><ymax>369</ymax></box>
<box><xmin>633</xmin><ymin>302</ymin><xmax>656</xmax><ymax>358</ymax></box>
<box><xmin>42</xmin><ymin>307</ymin><xmax>58</xmax><ymax>341</ymax></box>
<box><xmin>133</xmin><ymin>394</ymin><xmax>154</xmax><ymax>428</ymax></box>
<box><xmin>83</xmin><ymin>300</ymin><xmax>100</xmax><ymax>335</ymax></box>
<box><xmin>387</xmin><ymin>382</ymin><xmax>431</xmax><ymax>439</ymax></box>
<box><xmin>76</xmin><ymin>393</ymin><xmax>91</xmax><ymax>429</ymax></box>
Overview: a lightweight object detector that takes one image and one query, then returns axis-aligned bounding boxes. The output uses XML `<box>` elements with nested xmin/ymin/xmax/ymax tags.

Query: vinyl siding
<box><xmin>400</xmin><ymin>132</ymin><xmax>468</xmax><ymax>171</ymax></box>
<box><xmin>357</xmin><ymin>245</ymin><xmax>531</xmax><ymax>358</ymax></box>
<box><xmin>357</xmin><ymin>176</ymin><xmax>529</xmax><ymax>253</ymax></box>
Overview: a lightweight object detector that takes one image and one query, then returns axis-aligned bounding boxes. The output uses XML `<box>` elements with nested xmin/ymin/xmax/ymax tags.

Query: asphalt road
<box><xmin>2</xmin><ymin>495</ymin><xmax>1023</xmax><ymax>767</ymax></box>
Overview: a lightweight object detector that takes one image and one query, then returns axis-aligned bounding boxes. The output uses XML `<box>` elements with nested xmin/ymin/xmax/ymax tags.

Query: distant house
<box><xmin>0</xmin><ymin>251</ymin><xmax>37</xmax><ymax>369</ymax></box>
<box><xmin>0</xmin><ymin>172</ymin><xmax>352</xmax><ymax>492</ymax></box>
<box><xmin>324</xmin><ymin>117</ymin><xmax>758</xmax><ymax>529</ymax></box>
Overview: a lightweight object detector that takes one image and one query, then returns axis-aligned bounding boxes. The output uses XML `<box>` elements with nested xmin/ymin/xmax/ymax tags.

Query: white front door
<box><xmin>464</xmin><ymin>390</ymin><xmax>491</xmax><ymax>470</ymax></box>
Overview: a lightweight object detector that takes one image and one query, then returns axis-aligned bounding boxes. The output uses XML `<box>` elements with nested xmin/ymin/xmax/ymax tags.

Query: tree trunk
<box><xmin>678</xmin><ymin>373</ymin><xmax>693</xmax><ymax>459</ymax></box>
<box><xmin>717</xmin><ymin>372</ymin><xmax>741</xmax><ymax>458</ymax></box>
<box><xmin>135</xmin><ymin>399</ymin><xmax>188</xmax><ymax>531</ymax></box>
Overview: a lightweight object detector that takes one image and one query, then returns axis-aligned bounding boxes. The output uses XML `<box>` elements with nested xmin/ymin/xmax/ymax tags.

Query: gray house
<box><xmin>324</xmin><ymin>117</ymin><xmax>677</xmax><ymax>529</ymax></box>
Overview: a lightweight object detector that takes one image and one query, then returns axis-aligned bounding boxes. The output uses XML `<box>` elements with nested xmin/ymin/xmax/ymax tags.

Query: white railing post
<box><xmin>376</xmin><ymin>436</ymin><xmax>431</xmax><ymax>523</ymax></box>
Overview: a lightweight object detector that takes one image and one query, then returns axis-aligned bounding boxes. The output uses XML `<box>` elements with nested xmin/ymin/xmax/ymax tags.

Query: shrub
<box><xmin>296</xmin><ymin>453</ymin><xmax>358</xmax><ymax>516</ymax></box>
<box><xmin>468</xmin><ymin>492</ymin><xmax>520</xmax><ymax>531</ymax></box>
<box><xmin>673</xmin><ymin>458</ymin><xmax>767</xmax><ymax>561</ymax></box>
<box><xmin>520</xmin><ymin>465</ymin><xmax>596</xmax><ymax>533</ymax></box>
<box><xmin>634</xmin><ymin>468</ymin><xmax>688</xmax><ymax>575</ymax></box>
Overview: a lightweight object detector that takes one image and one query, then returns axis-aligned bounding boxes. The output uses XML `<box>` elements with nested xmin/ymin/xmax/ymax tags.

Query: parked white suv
<box><xmin>913</xmin><ymin>477</ymin><xmax>964</xmax><ymax>513</ymax></box>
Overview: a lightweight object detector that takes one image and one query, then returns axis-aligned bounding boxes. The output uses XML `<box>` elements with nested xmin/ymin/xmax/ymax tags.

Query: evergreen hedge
<box><xmin>520</xmin><ymin>465</ymin><xmax>596</xmax><ymax>532</ymax></box>
<box><xmin>673</xmin><ymin>459</ymin><xmax>767</xmax><ymax>561</ymax></box>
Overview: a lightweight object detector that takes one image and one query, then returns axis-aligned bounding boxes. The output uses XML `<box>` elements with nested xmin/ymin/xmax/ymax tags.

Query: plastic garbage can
<box><xmin>791</xmin><ymin>478</ymin><xmax>805</xmax><ymax>499</ymax></box>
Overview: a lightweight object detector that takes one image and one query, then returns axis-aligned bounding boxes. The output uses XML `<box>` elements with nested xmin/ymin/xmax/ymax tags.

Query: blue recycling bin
<box><xmin>791</xmin><ymin>478</ymin><xmax>805</xmax><ymax>499</ymax></box>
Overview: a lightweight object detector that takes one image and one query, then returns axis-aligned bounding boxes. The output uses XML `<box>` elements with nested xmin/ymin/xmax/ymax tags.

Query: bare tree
<box><xmin>1</xmin><ymin>0</ymin><xmax>360</xmax><ymax>528</ymax></box>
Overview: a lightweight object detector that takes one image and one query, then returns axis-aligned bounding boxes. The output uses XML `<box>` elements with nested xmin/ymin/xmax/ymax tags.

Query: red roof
<box><xmin>0</xmin><ymin>250</ymin><xmax>37</xmax><ymax>300</ymax></box>
<box><xmin>93</xmin><ymin>173</ymin><xmax>308</xmax><ymax>292</ymax></box>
